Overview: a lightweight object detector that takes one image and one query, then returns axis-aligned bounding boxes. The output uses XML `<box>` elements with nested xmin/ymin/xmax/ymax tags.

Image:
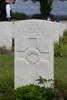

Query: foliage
<box><xmin>54</xmin><ymin>42</ymin><xmax>60</xmax><ymax>56</ymax></box>
<box><xmin>54</xmin><ymin>31</ymin><xmax>67</xmax><ymax>57</ymax></box>
<box><xmin>63</xmin><ymin>30</ymin><xmax>67</xmax><ymax>36</ymax></box>
<box><xmin>16</xmin><ymin>77</ymin><xmax>65</xmax><ymax>100</ymax></box>
<box><xmin>62</xmin><ymin>30</ymin><xmax>67</xmax><ymax>44</ymax></box>
<box><xmin>0</xmin><ymin>80</ymin><xmax>15</xmax><ymax>100</ymax></box>
<box><xmin>12</xmin><ymin>12</ymin><xmax>29</xmax><ymax>20</ymax></box>
<box><xmin>0</xmin><ymin>88</ymin><xmax>15</xmax><ymax>100</ymax></box>
<box><xmin>36</xmin><ymin>76</ymin><xmax>53</xmax><ymax>87</ymax></box>
<box><xmin>40</xmin><ymin>0</ymin><xmax>53</xmax><ymax>19</ymax></box>
<box><xmin>14</xmin><ymin>0</ymin><xmax>53</xmax><ymax>19</ymax></box>
<box><xmin>36</xmin><ymin>76</ymin><xmax>48</xmax><ymax>85</ymax></box>
<box><xmin>0</xmin><ymin>55</ymin><xmax>67</xmax><ymax>99</ymax></box>
<box><xmin>36</xmin><ymin>77</ymin><xmax>67</xmax><ymax>99</ymax></box>
<box><xmin>63</xmin><ymin>90</ymin><xmax>67</xmax><ymax>100</ymax></box>
<box><xmin>15</xmin><ymin>84</ymin><xmax>55</xmax><ymax>100</ymax></box>
<box><xmin>54</xmin><ymin>42</ymin><xmax>64</xmax><ymax>57</ymax></box>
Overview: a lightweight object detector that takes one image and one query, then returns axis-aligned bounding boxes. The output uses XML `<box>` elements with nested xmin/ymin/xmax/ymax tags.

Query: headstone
<box><xmin>52</xmin><ymin>22</ymin><xmax>66</xmax><ymax>42</ymax></box>
<box><xmin>0</xmin><ymin>22</ymin><xmax>12</xmax><ymax>50</ymax></box>
<box><xmin>59</xmin><ymin>22</ymin><xmax>67</xmax><ymax>37</ymax></box>
<box><xmin>15</xmin><ymin>20</ymin><xmax>54</xmax><ymax>89</ymax></box>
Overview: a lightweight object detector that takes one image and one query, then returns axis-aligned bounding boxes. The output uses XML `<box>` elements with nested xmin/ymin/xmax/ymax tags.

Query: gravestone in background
<box><xmin>0</xmin><ymin>22</ymin><xmax>12</xmax><ymax>50</ymax></box>
<box><xmin>15</xmin><ymin>20</ymin><xmax>54</xmax><ymax>89</ymax></box>
<box><xmin>53</xmin><ymin>22</ymin><xmax>66</xmax><ymax>41</ymax></box>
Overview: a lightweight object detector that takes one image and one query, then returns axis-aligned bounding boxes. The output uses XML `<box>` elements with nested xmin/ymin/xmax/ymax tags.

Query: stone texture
<box><xmin>0</xmin><ymin>22</ymin><xmax>12</xmax><ymax>50</ymax></box>
<box><xmin>0</xmin><ymin>20</ymin><xmax>66</xmax><ymax>51</ymax></box>
<box><xmin>52</xmin><ymin>22</ymin><xmax>66</xmax><ymax>42</ymax></box>
<box><xmin>15</xmin><ymin>20</ymin><xmax>54</xmax><ymax>89</ymax></box>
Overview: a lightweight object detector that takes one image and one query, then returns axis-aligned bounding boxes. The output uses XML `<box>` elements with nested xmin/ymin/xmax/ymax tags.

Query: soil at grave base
<box><xmin>58</xmin><ymin>97</ymin><xmax>64</xmax><ymax>100</ymax></box>
<box><xmin>53</xmin><ymin>96</ymin><xmax>64</xmax><ymax>100</ymax></box>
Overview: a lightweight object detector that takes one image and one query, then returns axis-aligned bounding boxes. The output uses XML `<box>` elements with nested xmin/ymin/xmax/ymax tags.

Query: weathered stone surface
<box><xmin>15</xmin><ymin>20</ymin><xmax>54</xmax><ymax>88</ymax></box>
<box><xmin>0</xmin><ymin>22</ymin><xmax>12</xmax><ymax>50</ymax></box>
<box><xmin>0</xmin><ymin>20</ymin><xmax>66</xmax><ymax>51</ymax></box>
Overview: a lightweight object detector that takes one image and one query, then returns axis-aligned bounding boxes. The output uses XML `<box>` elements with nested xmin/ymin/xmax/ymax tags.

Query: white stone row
<box><xmin>0</xmin><ymin>20</ymin><xmax>66</xmax><ymax>89</ymax></box>
<box><xmin>0</xmin><ymin>20</ymin><xmax>66</xmax><ymax>50</ymax></box>
<box><xmin>0</xmin><ymin>22</ymin><xmax>12</xmax><ymax>50</ymax></box>
<box><xmin>14</xmin><ymin>20</ymin><xmax>66</xmax><ymax>42</ymax></box>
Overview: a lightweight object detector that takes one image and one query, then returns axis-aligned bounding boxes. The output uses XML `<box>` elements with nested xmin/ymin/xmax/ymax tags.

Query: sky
<box><xmin>12</xmin><ymin>0</ymin><xmax>40</xmax><ymax>15</ymax></box>
<box><xmin>12</xmin><ymin>0</ymin><xmax>67</xmax><ymax>16</ymax></box>
<box><xmin>51</xmin><ymin>0</ymin><xmax>67</xmax><ymax>15</ymax></box>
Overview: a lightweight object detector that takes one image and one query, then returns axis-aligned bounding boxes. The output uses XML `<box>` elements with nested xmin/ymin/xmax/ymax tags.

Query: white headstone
<box><xmin>53</xmin><ymin>22</ymin><xmax>60</xmax><ymax>42</ymax></box>
<box><xmin>0</xmin><ymin>22</ymin><xmax>12</xmax><ymax>50</ymax></box>
<box><xmin>52</xmin><ymin>22</ymin><xmax>66</xmax><ymax>42</ymax></box>
<box><xmin>15</xmin><ymin>20</ymin><xmax>54</xmax><ymax>89</ymax></box>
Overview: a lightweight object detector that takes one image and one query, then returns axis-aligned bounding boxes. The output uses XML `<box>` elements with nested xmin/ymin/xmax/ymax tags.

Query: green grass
<box><xmin>0</xmin><ymin>54</ymin><xmax>67</xmax><ymax>100</ymax></box>
<box><xmin>0</xmin><ymin>54</ymin><xmax>14</xmax><ymax>88</ymax></box>
<box><xmin>0</xmin><ymin>54</ymin><xmax>67</xmax><ymax>90</ymax></box>
<box><xmin>62</xmin><ymin>44</ymin><xmax>67</xmax><ymax>56</ymax></box>
<box><xmin>0</xmin><ymin>54</ymin><xmax>15</xmax><ymax>100</ymax></box>
<box><xmin>54</xmin><ymin>57</ymin><xmax>67</xmax><ymax>90</ymax></box>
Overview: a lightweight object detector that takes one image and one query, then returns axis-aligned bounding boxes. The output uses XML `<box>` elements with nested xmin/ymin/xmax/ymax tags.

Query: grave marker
<box><xmin>15</xmin><ymin>20</ymin><xmax>54</xmax><ymax>88</ymax></box>
<box><xmin>0</xmin><ymin>22</ymin><xmax>12</xmax><ymax>50</ymax></box>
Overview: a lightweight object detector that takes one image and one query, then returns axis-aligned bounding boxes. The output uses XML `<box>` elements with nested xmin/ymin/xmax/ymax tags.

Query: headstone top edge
<box><xmin>15</xmin><ymin>20</ymin><xmax>53</xmax><ymax>24</ymax></box>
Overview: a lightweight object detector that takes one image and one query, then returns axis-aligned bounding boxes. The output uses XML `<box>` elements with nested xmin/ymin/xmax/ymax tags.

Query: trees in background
<box><xmin>13</xmin><ymin>0</ymin><xmax>53</xmax><ymax>19</ymax></box>
<box><xmin>39</xmin><ymin>0</ymin><xmax>53</xmax><ymax>19</ymax></box>
<box><xmin>12</xmin><ymin>0</ymin><xmax>66</xmax><ymax>19</ymax></box>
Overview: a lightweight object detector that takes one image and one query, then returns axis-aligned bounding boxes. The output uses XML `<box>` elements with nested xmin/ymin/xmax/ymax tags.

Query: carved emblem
<box><xmin>25</xmin><ymin>48</ymin><xmax>40</xmax><ymax>64</ymax></box>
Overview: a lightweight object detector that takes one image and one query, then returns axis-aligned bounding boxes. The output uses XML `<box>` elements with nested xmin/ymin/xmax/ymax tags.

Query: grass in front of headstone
<box><xmin>0</xmin><ymin>54</ymin><xmax>15</xmax><ymax>100</ymax></box>
<box><xmin>0</xmin><ymin>55</ymin><xmax>67</xmax><ymax>89</ymax></box>
<box><xmin>0</xmin><ymin>54</ymin><xmax>14</xmax><ymax>83</ymax></box>
<box><xmin>54</xmin><ymin>57</ymin><xmax>67</xmax><ymax>90</ymax></box>
<box><xmin>0</xmin><ymin>54</ymin><xmax>67</xmax><ymax>99</ymax></box>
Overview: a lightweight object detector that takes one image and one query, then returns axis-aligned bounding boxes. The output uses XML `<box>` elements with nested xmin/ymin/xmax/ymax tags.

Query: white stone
<box><xmin>11</xmin><ymin>20</ymin><xmax>67</xmax><ymax>42</ymax></box>
<box><xmin>0</xmin><ymin>20</ymin><xmax>66</xmax><ymax>51</ymax></box>
<box><xmin>15</xmin><ymin>20</ymin><xmax>54</xmax><ymax>89</ymax></box>
<box><xmin>0</xmin><ymin>22</ymin><xmax>12</xmax><ymax>50</ymax></box>
<box><xmin>52</xmin><ymin>22</ymin><xmax>60</xmax><ymax>42</ymax></box>
<box><xmin>60</xmin><ymin>22</ymin><xmax>67</xmax><ymax>37</ymax></box>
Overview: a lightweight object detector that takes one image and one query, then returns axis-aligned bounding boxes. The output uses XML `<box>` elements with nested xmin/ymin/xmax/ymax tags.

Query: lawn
<box><xmin>54</xmin><ymin>57</ymin><xmax>67</xmax><ymax>90</ymax></box>
<box><xmin>0</xmin><ymin>54</ymin><xmax>14</xmax><ymax>88</ymax></box>
<box><xmin>0</xmin><ymin>54</ymin><xmax>67</xmax><ymax>90</ymax></box>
